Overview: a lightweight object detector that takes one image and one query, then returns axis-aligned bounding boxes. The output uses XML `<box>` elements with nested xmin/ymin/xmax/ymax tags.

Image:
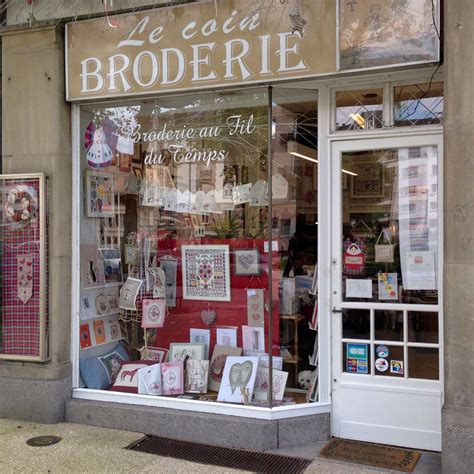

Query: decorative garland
<box><xmin>4</xmin><ymin>186</ymin><xmax>37</xmax><ymax>228</ymax></box>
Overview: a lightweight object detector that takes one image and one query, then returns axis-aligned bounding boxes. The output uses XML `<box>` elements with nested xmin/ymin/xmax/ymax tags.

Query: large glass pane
<box><xmin>272</xmin><ymin>88</ymin><xmax>319</xmax><ymax>403</ymax></box>
<box><xmin>79</xmin><ymin>89</ymin><xmax>278</xmax><ymax>406</ymax></box>
<box><xmin>341</xmin><ymin>147</ymin><xmax>438</xmax><ymax>305</ymax></box>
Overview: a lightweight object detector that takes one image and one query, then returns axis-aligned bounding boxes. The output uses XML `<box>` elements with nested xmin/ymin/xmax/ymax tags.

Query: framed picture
<box><xmin>242</xmin><ymin>326</ymin><xmax>265</xmax><ymax>354</ymax></box>
<box><xmin>141</xmin><ymin>298</ymin><xmax>166</xmax><ymax>328</ymax></box>
<box><xmin>85</xmin><ymin>171</ymin><xmax>115</xmax><ymax>217</ymax></box>
<box><xmin>351</xmin><ymin>161</ymin><xmax>384</xmax><ymax>198</ymax></box>
<box><xmin>169</xmin><ymin>342</ymin><xmax>205</xmax><ymax>362</ymax></box>
<box><xmin>181</xmin><ymin>245</ymin><xmax>231</xmax><ymax>301</ymax></box>
<box><xmin>234</xmin><ymin>248</ymin><xmax>260</xmax><ymax>276</ymax></box>
<box><xmin>140</xmin><ymin>346</ymin><xmax>168</xmax><ymax>363</ymax></box>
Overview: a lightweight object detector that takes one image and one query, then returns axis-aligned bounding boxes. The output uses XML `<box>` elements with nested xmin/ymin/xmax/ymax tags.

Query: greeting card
<box><xmin>217</xmin><ymin>356</ymin><xmax>259</xmax><ymax>404</ymax></box>
<box><xmin>208</xmin><ymin>345</ymin><xmax>242</xmax><ymax>392</ymax></box>
<box><xmin>185</xmin><ymin>360</ymin><xmax>209</xmax><ymax>394</ymax></box>
<box><xmin>138</xmin><ymin>364</ymin><xmax>162</xmax><ymax>396</ymax></box>
<box><xmin>253</xmin><ymin>367</ymin><xmax>288</xmax><ymax>401</ymax></box>
<box><xmin>161</xmin><ymin>362</ymin><xmax>184</xmax><ymax>395</ymax></box>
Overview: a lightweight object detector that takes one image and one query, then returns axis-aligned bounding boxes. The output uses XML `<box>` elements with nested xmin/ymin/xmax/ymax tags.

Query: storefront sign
<box><xmin>66</xmin><ymin>0</ymin><xmax>338</xmax><ymax>101</ymax></box>
<box><xmin>66</xmin><ymin>0</ymin><xmax>439</xmax><ymax>101</ymax></box>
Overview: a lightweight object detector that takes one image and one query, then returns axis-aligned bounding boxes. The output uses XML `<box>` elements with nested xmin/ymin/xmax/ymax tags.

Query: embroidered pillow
<box><xmin>110</xmin><ymin>361</ymin><xmax>155</xmax><ymax>393</ymax></box>
<box><xmin>79</xmin><ymin>343</ymin><xmax>129</xmax><ymax>390</ymax></box>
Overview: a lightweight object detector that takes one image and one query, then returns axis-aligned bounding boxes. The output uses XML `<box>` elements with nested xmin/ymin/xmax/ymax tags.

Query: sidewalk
<box><xmin>0</xmin><ymin>418</ymin><xmax>440</xmax><ymax>473</ymax></box>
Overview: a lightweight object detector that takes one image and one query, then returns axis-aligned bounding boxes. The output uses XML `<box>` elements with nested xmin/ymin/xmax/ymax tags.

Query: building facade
<box><xmin>0</xmin><ymin>1</ymin><xmax>472</xmax><ymax>472</ymax></box>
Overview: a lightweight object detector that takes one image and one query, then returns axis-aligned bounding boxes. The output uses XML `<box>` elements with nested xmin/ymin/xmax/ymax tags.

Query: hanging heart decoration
<box><xmin>201</xmin><ymin>308</ymin><xmax>216</xmax><ymax>326</ymax></box>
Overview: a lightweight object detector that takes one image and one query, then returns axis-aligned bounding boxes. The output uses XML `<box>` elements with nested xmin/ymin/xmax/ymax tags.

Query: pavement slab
<box><xmin>0</xmin><ymin>418</ymin><xmax>441</xmax><ymax>474</ymax></box>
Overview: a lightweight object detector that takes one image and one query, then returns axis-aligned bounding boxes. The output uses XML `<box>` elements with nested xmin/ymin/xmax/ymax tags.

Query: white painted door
<box><xmin>330</xmin><ymin>135</ymin><xmax>443</xmax><ymax>451</ymax></box>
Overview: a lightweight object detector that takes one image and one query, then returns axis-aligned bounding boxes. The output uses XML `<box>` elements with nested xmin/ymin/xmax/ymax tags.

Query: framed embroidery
<box><xmin>234</xmin><ymin>248</ymin><xmax>260</xmax><ymax>276</ymax></box>
<box><xmin>169</xmin><ymin>343</ymin><xmax>205</xmax><ymax>362</ymax></box>
<box><xmin>140</xmin><ymin>346</ymin><xmax>168</xmax><ymax>363</ymax></box>
<box><xmin>181</xmin><ymin>245</ymin><xmax>231</xmax><ymax>301</ymax></box>
<box><xmin>242</xmin><ymin>326</ymin><xmax>265</xmax><ymax>354</ymax></box>
<box><xmin>141</xmin><ymin>299</ymin><xmax>166</xmax><ymax>328</ymax></box>
<box><xmin>85</xmin><ymin>170</ymin><xmax>115</xmax><ymax>217</ymax></box>
<box><xmin>216</xmin><ymin>326</ymin><xmax>238</xmax><ymax>347</ymax></box>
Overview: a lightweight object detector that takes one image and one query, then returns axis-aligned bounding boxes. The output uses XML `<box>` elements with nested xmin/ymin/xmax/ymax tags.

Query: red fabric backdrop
<box><xmin>153</xmin><ymin>238</ymin><xmax>281</xmax><ymax>356</ymax></box>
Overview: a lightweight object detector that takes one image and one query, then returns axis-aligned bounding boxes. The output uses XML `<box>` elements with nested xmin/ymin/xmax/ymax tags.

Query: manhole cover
<box><xmin>26</xmin><ymin>436</ymin><xmax>62</xmax><ymax>447</ymax></box>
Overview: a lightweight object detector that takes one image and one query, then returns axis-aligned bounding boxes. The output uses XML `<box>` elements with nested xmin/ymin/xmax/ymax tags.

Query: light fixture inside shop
<box><xmin>350</xmin><ymin>113</ymin><xmax>365</xmax><ymax>128</ymax></box>
<box><xmin>287</xmin><ymin>141</ymin><xmax>318</xmax><ymax>163</ymax></box>
<box><xmin>287</xmin><ymin>141</ymin><xmax>358</xmax><ymax>176</ymax></box>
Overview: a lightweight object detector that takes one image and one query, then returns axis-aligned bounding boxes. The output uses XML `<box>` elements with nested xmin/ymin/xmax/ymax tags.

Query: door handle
<box><xmin>332</xmin><ymin>308</ymin><xmax>343</xmax><ymax>313</ymax></box>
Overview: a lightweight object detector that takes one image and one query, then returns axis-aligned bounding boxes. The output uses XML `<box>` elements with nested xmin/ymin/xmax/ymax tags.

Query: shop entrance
<box><xmin>330</xmin><ymin>135</ymin><xmax>443</xmax><ymax>451</ymax></box>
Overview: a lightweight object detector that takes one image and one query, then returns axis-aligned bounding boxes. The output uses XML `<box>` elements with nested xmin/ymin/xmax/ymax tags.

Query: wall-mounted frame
<box><xmin>0</xmin><ymin>173</ymin><xmax>49</xmax><ymax>361</ymax></box>
<box><xmin>85</xmin><ymin>170</ymin><xmax>115</xmax><ymax>217</ymax></box>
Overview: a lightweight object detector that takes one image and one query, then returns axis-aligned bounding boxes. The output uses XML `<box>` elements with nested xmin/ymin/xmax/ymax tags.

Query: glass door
<box><xmin>330</xmin><ymin>134</ymin><xmax>443</xmax><ymax>451</ymax></box>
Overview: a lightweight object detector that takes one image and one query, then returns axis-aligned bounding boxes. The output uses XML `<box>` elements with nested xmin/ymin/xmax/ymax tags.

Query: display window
<box><xmin>77</xmin><ymin>87</ymin><xmax>320</xmax><ymax>407</ymax></box>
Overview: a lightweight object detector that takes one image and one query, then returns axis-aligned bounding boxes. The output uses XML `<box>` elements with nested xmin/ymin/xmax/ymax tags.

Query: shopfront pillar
<box><xmin>443</xmin><ymin>0</ymin><xmax>474</xmax><ymax>471</ymax></box>
<box><xmin>0</xmin><ymin>25</ymin><xmax>72</xmax><ymax>422</ymax></box>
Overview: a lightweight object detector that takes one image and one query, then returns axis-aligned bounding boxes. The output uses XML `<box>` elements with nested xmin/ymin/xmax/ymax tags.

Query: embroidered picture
<box><xmin>234</xmin><ymin>249</ymin><xmax>260</xmax><ymax>276</ymax></box>
<box><xmin>141</xmin><ymin>299</ymin><xmax>166</xmax><ymax>328</ymax></box>
<box><xmin>181</xmin><ymin>245</ymin><xmax>231</xmax><ymax>301</ymax></box>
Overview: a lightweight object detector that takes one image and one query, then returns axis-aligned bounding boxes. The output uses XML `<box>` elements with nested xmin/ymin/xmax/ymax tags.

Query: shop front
<box><xmin>1</xmin><ymin>0</ymin><xmax>443</xmax><ymax>452</ymax></box>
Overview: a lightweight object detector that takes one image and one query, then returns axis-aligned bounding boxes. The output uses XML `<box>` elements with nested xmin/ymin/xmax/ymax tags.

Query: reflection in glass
<box><xmin>394</xmin><ymin>82</ymin><xmax>444</xmax><ymax>127</ymax></box>
<box><xmin>408</xmin><ymin>347</ymin><xmax>439</xmax><ymax>380</ymax></box>
<box><xmin>341</xmin><ymin>147</ymin><xmax>438</xmax><ymax>305</ymax></box>
<box><xmin>408</xmin><ymin>312</ymin><xmax>438</xmax><ymax>343</ymax></box>
<box><xmin>374</xmin><ymin>311</ymin><xmax>403</xmax><ymax>342</ymax></box>
<box><xmin>336</xmin><ymin>89</ymin><xmax>384</xmax><ymax>131</ymax></box>
<box><xmin>342</xmin><ymin>309</ymin><xmax>370</xmax><ymax>340</ymax></box>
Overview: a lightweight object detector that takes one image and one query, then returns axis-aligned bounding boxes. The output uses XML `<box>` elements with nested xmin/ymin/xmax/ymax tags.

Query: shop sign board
<box><xmin>65</xmin><ymin>0</ymin><xmax>439</xmax><ymax>101</ymax></box>
<box><xmin>66</xmin><ymin>0</ymin><xmax>336</xmax><ymax>101</ymax></box>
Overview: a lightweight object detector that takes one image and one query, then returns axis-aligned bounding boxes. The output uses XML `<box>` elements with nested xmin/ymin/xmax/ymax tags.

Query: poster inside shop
<box><xmin>378</xmin><ymin>273</ymin><xmax>398</xmax><ymax>300</ymax></box>
<box><xmin>346</xmin><ymin>343</ymin><xmax>368</xmax><ymax>374</ymax></box>
<box><xmin>346</xmin><ymin>279</ymin><xmax>372</xmax><ymax>299</ymax></box>
<box><xmin>403</xmin><ymin>251</ymin><xmax>437</xmax><ymax>290</ymax></box>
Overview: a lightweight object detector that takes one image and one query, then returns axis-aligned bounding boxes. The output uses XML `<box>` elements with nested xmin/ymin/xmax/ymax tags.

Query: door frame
<box><xmin>328</xmin><ymin>133</ymin><xmax>444</xmax><ymax>450</ymax></box>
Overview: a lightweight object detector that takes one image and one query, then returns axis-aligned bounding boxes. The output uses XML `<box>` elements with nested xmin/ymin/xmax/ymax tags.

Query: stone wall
<box><xmin>0</xmin><ymin>25</ymin><xmax>72</xmax><ymax>422</ymax></box>
<box><xmin>443</xmin><ymin>0</ymin><xmax>474</xmax><ymax>472</ymax></box>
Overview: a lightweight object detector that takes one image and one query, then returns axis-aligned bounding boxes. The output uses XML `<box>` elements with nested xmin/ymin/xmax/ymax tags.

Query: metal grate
<box><xmin>127</xmin><ymin>435</ymin><xmax>313</xmax><ymax>473</ymax></box>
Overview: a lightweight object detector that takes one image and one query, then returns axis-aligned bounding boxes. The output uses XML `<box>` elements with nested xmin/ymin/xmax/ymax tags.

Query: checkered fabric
<box><xmin>1</xmin><ymin>178</ymin><xmax>44</xmax><ymax>356</ymax></box>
